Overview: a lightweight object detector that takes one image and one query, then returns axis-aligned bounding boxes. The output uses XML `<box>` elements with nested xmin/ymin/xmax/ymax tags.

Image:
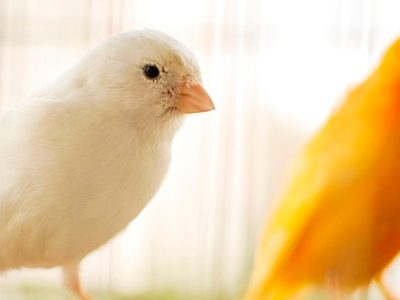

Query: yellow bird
<box><xmin>244</xmin><ymin>38</ymin><xmax>400</xmax><ymax>300</ymax></box>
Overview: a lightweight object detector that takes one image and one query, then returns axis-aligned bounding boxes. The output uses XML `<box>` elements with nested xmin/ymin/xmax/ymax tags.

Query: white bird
<box><xmin>0</xmin><ymin>29</ymin><xmax>214</xmax><ymax>300</ymax></box>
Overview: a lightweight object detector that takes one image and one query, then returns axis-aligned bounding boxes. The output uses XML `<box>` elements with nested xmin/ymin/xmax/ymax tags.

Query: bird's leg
<box><xmin>62</xmin><ymin>263</ymin><xmax>94</xmax><ymax>300</ymax></box>
<box><xmin>354</xmin><ymin>286</ymin><xmax>369</xmax><ymax>300</ymax></box>
<box><xmin>328</xmin><ymin>287</ymin><xmax>345</xmax><ymax>300</ymax></box>
<box><xmin>375</xmin><ymin>274</ymin><xmax>398</xmax><ymax>300</ymax></box>
<box><xmin>326</xmin><ymin>274</ymin><xmax>345</xmax><ymax>300</ymax></box>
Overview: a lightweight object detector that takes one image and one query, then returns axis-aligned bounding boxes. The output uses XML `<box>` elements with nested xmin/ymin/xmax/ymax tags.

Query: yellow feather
<box><xmin>245</xmin><ymin>38</ymin><xmax>400</xmax><ymax>299</ymax></box>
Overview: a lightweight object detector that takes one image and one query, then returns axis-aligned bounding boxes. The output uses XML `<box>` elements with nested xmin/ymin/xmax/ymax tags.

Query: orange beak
<box><xmin>176</xmin><ymin>83</ymin><xmax>215</xmax><ymax>113</ymax></box>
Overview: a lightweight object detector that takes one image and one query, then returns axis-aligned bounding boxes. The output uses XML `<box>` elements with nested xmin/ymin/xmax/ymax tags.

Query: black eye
<box><xmin>143</xmin><ymin>64</ymin><xmax>160</xmax><ymax>79</ymax></box>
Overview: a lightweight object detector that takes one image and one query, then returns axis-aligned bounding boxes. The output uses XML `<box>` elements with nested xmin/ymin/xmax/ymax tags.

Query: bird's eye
<box><xmin>143</xmin><ymin>64</ymin><xmax>160</xmax><ymax>79</ymax></box>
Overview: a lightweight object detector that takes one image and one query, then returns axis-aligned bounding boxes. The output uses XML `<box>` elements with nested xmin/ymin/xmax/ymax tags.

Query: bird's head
<box><xmin>80</xmin><ymin>29</ymin><xmax>214</xmax><ymax>126</ymax></box>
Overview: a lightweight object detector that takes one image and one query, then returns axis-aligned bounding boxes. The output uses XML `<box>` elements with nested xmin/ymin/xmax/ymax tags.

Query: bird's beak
<box><xmin>176</xmin><ymin>83</ymin><xmax>215</xmax><ymax>113</ymax></box>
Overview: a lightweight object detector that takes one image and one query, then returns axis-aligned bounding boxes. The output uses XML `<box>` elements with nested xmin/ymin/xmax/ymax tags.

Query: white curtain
<box><xmin>1</xmin><ymin>0</ymin><xmax>400</xmax><ymax>299</ymax></box>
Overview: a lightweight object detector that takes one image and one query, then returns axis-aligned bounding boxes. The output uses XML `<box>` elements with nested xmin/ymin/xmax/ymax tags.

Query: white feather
<box><xmin>0</xmin><ymin>30</ymin><xmax>201</xmax><ymax>274</ymax></box>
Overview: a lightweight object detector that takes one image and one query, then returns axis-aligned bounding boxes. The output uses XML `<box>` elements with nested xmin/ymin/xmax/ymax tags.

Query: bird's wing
<box><xmin>247</xmin><ymin>82</ymin><xmax>383</xmax><ymax>297</ymax></box>
<box><xmin>251</xmin><ymin>150</ymin><xmax>340</xmax><ymax>286</ymax></box>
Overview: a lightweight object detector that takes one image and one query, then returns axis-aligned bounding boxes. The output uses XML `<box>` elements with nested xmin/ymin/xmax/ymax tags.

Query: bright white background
<box><xmin>1</xmin><ymin>0</ymin><xmax>400</xmax><ymax>299</ymax></box>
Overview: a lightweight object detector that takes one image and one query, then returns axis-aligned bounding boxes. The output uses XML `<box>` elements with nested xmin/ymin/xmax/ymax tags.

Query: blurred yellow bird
<box><xmin>244</xmin><ymin>38</ymin><xmax>400</xmax><ymax>300</ymax></box>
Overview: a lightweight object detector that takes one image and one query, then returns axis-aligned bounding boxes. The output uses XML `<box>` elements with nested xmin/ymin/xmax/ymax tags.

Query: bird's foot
<box><xmin>62</xmin><ymin>262</ymin><xmax>94</xmax><ymax>300</ymax></box>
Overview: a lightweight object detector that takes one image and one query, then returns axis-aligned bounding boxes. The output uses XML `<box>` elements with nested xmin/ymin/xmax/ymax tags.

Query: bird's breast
<box><xmin>74</xmin><ymin>141</ymin><xmax>171</xmax><ymax>247</ymax></box>
<box><xmin>38</xmin><ymin>135</ymin><xmax>173</xmax><ymax>265</ymax></box>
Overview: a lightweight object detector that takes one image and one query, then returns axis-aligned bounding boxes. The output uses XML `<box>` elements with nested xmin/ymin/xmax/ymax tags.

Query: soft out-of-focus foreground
<box><xmin>244</xmin><ymin>37</ymin><xmax>400</xmax><ymax>300</ymax></box>
<box><xmin>0</xmin><ymin>0</ymin><xmax>400</xmax><ymax>299</ymax></box>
